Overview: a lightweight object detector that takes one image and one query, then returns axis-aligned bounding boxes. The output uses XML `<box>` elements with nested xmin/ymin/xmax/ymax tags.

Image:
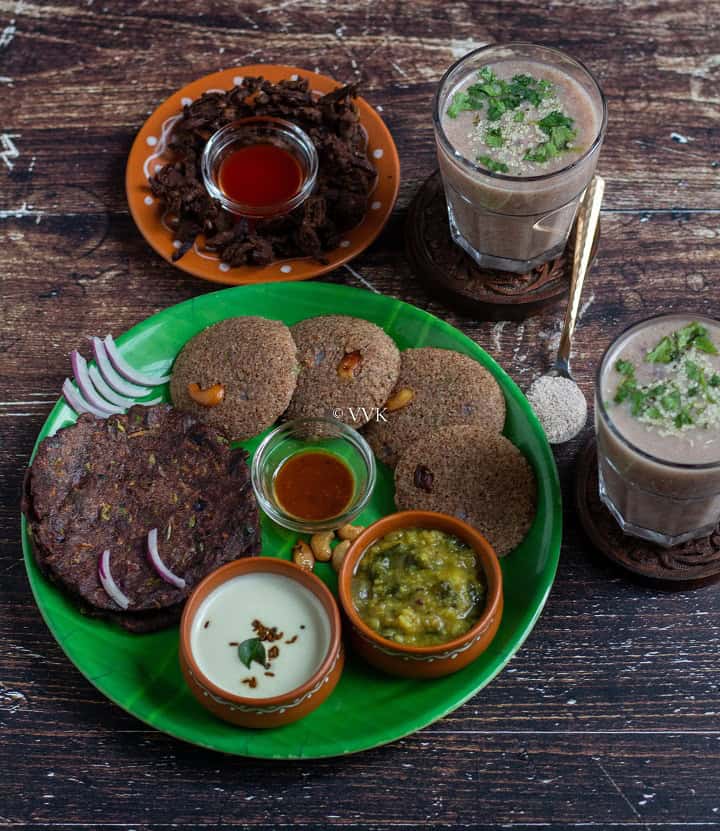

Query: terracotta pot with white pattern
<box><xmin>179</xmin><ymin>557</ymin><xmax>344</xmax><ymax>728</ymax></box>
<box><xmin>338</xmin><ymin>511</ymin><xmax>503</xmax><ymax>679</ymax></box>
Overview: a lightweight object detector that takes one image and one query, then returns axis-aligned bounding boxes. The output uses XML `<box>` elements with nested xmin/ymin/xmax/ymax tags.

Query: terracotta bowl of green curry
<box><xmin>337</xmin><ymin>511</ymin><xmax>503</xmax><ymax>678</ymax></box>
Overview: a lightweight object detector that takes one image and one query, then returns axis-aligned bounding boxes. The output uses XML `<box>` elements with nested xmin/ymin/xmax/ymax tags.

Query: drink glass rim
<box><xmin>596</xmin><ymin>312</ymin><xmax>720</xmax><ymax>472</ymax></box>
<box><xmin>432</xmin><ymin>41</ymin><xmax>608</xmax><ymax>184</ymax></box>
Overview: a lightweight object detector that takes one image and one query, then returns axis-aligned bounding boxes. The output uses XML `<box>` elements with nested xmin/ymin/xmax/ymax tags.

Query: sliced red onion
<box><xmin>104</xmin><ymin>334</ymin><xmax>170</xmax><ymax>387</ymax></box>
<box><xmin>70</xmin><ymin>351</ymin><xmax>123</xmax><ymax>416</ymax></box>
<box><xmin>147</xmin><ymin>527</ymin><xmax>186</xmax><ymax>589</ymax></box>
<box><xmin>88</xmin><ymin>364</ymin><xmax>162</xmax><ymax>409</ymax></box>
<box><xmin>92</xmin><ymin>337</ymin><xmax>153</xmax><ymax>397</ymax></box>
<box><xmin>62</xmin><ymin>378</ymin><xmax>112</xmax><ymax>419</ymax></box>
<box><xmin>98</xmin><ymin>549</ymin><xmax>130</xmax><ymax>610</ymax></box>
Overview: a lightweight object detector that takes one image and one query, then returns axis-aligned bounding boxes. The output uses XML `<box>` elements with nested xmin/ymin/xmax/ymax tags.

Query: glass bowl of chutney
<box><xmin>251</xmin><ymin>417</ymin><xmax>376</xmax><ymax>533</ymax></box>
<box><xmin>201</xmin><ymin>116</ymin><xmax>319</xmax><ymax>218</ymax></box>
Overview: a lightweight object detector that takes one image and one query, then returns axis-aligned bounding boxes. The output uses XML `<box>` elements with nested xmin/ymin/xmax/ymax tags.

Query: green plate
<box><xmin>21</xmin><ymin>282</ymin><xmax>561</xmax><ymax>758</ymax></box>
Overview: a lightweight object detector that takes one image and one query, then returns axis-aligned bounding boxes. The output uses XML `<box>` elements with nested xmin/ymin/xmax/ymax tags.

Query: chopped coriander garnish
<box><xmin>613</xmin><ymin>359</ymin><xmax>637</xmax><ymax>404</ymax></box>
<box><xmin>477</xmin><ymin>155</ymin><xmax>508</xmax><ymax>173</ymax></box>
<box><xmin>446</xmin><ymin>66</ymin><xmax>583</xmax><ymax>173</ymax></box>
<box><xmin>447</xmin><ymin>90</ymin><xmax>478</xmax><ymax>119</ymax></box>
<box><xmin>661</xmin><ymin>389</ymin><xmax>681</xmax><ymax>411</ymax></box>
<box><xmin>646</xmin><ymin>321</ymin><xmax>718</xmax><ymax>363</ymax></box>
<box><xmin>487</xmin><ymin>100</ymin><xmax>506</xmax><ymax>121</ymax></box>
<box><xmin>612</xmin><ymin>323</ymin><xmax>720</xmax><ymax>435</ymax></box>
<box><xmin>446</xmin><ymin>66</ymin><xmax>554</xmax><ymax>120</ymax></box>
<box><xmin>523</xmin><ymin>110</ymin><xmax>578</xmax><ymax>164</ymax></box>
<box><xmin>538</xmin><ymin>110</ymin><xmax>576</xmax><ymax>139</ymax></box>
<box><xmin>678</xmin><ymin>322</ymin><xmax>717</xmax><ymax>354</ymax></box>
<box><xmin>645</xmin><ymin>335</ymin><xmax>675</xmax><ymax>364</ymax></box>
<box><xmin>486</xmin><ymin>127</ymin><xmax>504</xmax><ymax>148</ymax></box>
<box><xmin>446</xmin><ymin>66</ymin><xmax>578</xmax><ymax>174</ymax></box>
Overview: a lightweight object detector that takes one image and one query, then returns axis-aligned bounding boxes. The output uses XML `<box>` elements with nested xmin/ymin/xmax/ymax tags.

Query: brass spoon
<box><xmin>527</xmin><ymin>175</ymin><xmax>606</xmax><ymax>444</ymax></box>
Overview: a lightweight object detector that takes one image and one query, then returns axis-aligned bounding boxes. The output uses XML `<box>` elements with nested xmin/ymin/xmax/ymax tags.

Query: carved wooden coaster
<box><xmin>575</xmin><ymin>437</ymin><xmax>720</xmax><ymax>590</ymax></box>
<box><xmin>405</xmin><ymin>170</ymin><xmax>599</xmax><ymax>321</ymax></box>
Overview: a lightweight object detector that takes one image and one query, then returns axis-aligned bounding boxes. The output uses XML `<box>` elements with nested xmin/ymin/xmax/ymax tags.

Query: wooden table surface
<box><xmin>2</xmin><ymin>1</ymin><xmax>719</xmax><ymax>828</ymax></box>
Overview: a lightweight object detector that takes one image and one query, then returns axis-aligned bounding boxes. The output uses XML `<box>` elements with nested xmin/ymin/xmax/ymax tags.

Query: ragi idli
<box><xmin>170</xmin><ymin>316</ymin><xmax>298</xmax><ymax>440</ymax></box>
<box><xmin>365</xmin><ymin>347</ymin><xmax>506</xmax><ymax>468</ymax></box>
<box><xmin>287</xmin><ymin>315</ymin><xmax>400</xmax><ymax>428</ymax></box>
<box><xmin>394</xmin><ymin>425</ymin><xmax>536</xmax><ymax>557</ymax></box>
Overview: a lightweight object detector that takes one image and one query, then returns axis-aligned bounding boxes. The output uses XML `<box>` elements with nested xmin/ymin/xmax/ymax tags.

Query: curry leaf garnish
<box><xmin>237</xmin><ymin>637</ymin><xmax>266</xmax><ymax>669</ymax></box>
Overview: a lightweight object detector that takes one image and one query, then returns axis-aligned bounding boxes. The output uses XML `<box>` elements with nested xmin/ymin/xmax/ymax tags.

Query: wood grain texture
<box><xmin>2</xmin><ymin>0</ymin><xmax>720</xmax><ymax>828</ymax></box>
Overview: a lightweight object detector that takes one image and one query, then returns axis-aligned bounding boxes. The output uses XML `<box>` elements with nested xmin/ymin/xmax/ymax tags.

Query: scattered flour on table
<box><xmin>491</xmin><ymin>321</ymin><xmax>508</xmax><ymax>353</ymax></box>
<box><xmin>0</xmin><ymin>683</ymin><xmax>27</xmax><ymax>712</ymax></box>
<box><xmin>527</xmin><ymin>375</ymin><xmax>587</xmax><ymax>444</ymax></box>
<box><xmin>450</xmin><ymin>37</ymin><xmax>488</xmax><ymax>58</ymax></box>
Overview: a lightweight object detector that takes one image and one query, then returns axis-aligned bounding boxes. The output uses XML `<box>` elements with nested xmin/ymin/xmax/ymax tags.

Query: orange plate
<box><xmin>125</xmin><ymin>65</ymin><xmax>401</xmax><ymax>286</ymax></box>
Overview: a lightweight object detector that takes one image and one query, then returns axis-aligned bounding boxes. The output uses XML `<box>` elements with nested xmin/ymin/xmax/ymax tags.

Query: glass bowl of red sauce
<box><xmin>251</xmin><ymin>417</ymin><xmax>376</xmax><ymax>533</ymax></box>
<box><xmin>201</xmin><ymin>117</ymin><xmax>319</xmax><ymax>218</ymax></box>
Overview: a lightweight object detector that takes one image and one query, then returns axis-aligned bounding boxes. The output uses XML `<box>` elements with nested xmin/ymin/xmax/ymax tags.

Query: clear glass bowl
<box><xmin>200</xmin><ymin>116</ymin><xmax>319</xmax><ymax>218</ymax></box>
<box><xmin>251</xmin><ymin>418</ymin><xmax>376</xmax><ymax>533</ymax></box>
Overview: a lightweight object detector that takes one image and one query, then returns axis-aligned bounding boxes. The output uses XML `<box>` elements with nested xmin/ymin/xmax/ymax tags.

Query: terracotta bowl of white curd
<box><xmin>179</xmin><ymin>557</ymin><xmax>343</xmax><ymax>728</ymax></box>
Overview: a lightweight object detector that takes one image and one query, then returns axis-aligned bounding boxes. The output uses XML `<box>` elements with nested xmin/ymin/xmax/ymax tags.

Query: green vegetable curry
<box><xmin>351</xmin><ymin>528</ymin><xmax>487</xmax><ymax>647</ymax></box>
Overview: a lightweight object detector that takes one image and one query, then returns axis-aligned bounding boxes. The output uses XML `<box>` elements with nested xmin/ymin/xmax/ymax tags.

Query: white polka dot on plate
<box><xmin>289</xmin><ymin>74</ymin><xmax>299</xmax><ymax>81</ymax></box>
<box><xmin>232</xmin><ymin>76</ymin><xmax>244</xmax><ymax>86</ymax></box>
<box><xmin>371</xmin><ymin>201</ymin><xmax>381</xmax><ymax>210</ymax></box>
<box><xmin>154</xmin><ymin>163</ymin><xmax>163</xmax><ymax>172</ymax></box>
<box><xmin>339</xmin><ymin>240</ymin><xmax>350</xmax><ymax>248</ymax></box>
<box><xmin>173</xmin><ymin>240</ymin><xmax>182</xmax><ymax>249</ymax></box>
<box><xmin>181</xmin><ymin>97</ymin><xmax>192</xmax><ymax>106</ymax></box>
<box><xmin>372</xmin><ymin>148</ymin><xmax>384</xmax><ymax>159</ymax></box>
<box><xmin>146</xmin><ymin>136</ymin><xmax>158</xmax><ymax>147</ymax></box>
<box><xmin>219</xmin><ymin>262</ymin><xmax>231</xmax><ymax>272</ymax></box>
<box><xmin>144</xmin><ymin>195</ymin><xmax>154</xmax><ymax>206</ymax></box>
<box><xmin>280</xmin><ymin>265</ymin><xmax>293</xmax><ymax>273</ymax></box>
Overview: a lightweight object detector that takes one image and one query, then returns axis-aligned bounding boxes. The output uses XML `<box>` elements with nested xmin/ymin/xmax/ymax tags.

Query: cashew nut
<box><xmin>187</xmin><ymin>382</ymin><xmax>225</xmax><ymax>407</ymax></box>
<box><xmin>385</xmin><ymin>387</ymin><xmax>414</xmax><ymax>412</ymax></box>
<box><xmin>337</xmin><ymin>523</ymin><xmax>363</xmax><ymax>541</ymax></box>
<box><xmin>331</xmin><ymin>539</ymin><xmax>351</xmax><ymax>573</ymax></box>
<box><xmin>310</xmin><ymin>530</ymin><xmax>334</xmax><ymax>562</ymax></box>
<box><xmin>337</xmin><ymin>350</ymin><xmax>362</xmax><ymax>379</ymax></box>
<box><xmin>292</xmin><ymin>540</ymin><xmax>315</xmax><ymax>572</ymax></box>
